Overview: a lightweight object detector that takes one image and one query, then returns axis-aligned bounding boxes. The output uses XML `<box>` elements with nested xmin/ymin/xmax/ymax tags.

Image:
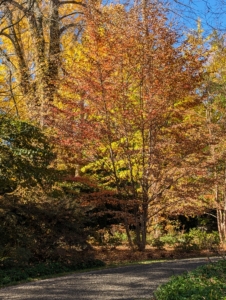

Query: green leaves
<box><xmin>0</xmin><ymin>115</ymin><xmax>54</xmax><ymax>194</ymax></box>
<box><xmin>154</xmin><ymin>260</ymin><xmax>226</xmax><ymax>300</ymax></box>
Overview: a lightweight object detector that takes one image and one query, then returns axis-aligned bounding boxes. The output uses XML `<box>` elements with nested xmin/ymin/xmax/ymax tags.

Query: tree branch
<box><xmin>0</xmin><ymin>47</ymin><xmax>17</xmax><ymax>71</ymax></box>
<box><xmin>58</xmin><ymin>1</ymin><xmax>86</xmax><ymax>7</ymax></box>
<box><xmin>2</xmin><ymin>0</ymin><xmax>28</xmax><ymax>14</ymax></box>
<box><xmin>60</xmin><ymin>11</ymin><xmax>83</xmax><ymax>20</ymax></box>
<box><xmin>60</xmin><ymin>23</ymin><xmax>77</xmax><ymax>35</ymax></box>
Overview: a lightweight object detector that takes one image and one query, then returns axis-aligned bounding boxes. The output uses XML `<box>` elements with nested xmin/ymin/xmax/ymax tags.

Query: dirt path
<box><xmin>0</xmin><ymin>257</ymin><xmax>220</xmax><ymax>300</ymax></box>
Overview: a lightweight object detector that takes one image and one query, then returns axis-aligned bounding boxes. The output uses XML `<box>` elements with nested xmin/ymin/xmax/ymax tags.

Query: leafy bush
<box><xmin>0</xmin><ymin>115</ymin><xmax>54</xmax><ymax>195</ymax></box>
<box><xmin>158</xmin><ymin>229</ymin><xmax>220</xmax><ymax>251</ymax></box>
<box><xmin>107</xmin><ymin>232</ymin><xmax>127</xmax><ymax>247</ymax></box>
<box><xmin>207</xmin><ymin>232</ymin><xmax>220</xmax><ymax>247</ymax></box>
<box><xmin>151</xmin><ymin>238</ymin><xmax>165</xmax><ymax>250</ymax></box>
<box><xmin>0</xmin><ymin>190</ymin><xmax>90</xmax><ymax>264</ymax></box>
<box><xmin>175</xmin><ymin>233</ymin><xmax>197</xmax><ymax>251</ymax></box>
<box><xmin>189</xmin><ymin>229</ymin><xmax>220</xmax><ymax>250</ymax></box>
<box><xmin>160</xmin><ymin>235</ymin><xmax>178</xmax><ymax>247</ymax></box>
<box><xmin>154</xmin><ymin>259</ymin><xmax>226</xmax><ymax>300</ymax></box>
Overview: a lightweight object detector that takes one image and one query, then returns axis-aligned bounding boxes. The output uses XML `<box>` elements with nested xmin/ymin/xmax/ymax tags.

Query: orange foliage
<box><xmin>51</xmin><ymin>1</ymin><xmax>207</xmax><ymax>250</ymax></box>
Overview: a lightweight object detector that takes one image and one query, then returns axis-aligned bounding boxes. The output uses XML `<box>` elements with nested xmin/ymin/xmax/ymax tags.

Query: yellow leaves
<box><xmin>97</xmin><ymin>26</ymin><xmax>105</xmax><ymax>38</ymax></box>
<box><xmin>197</xmin><ymin>18</ymin><xmax>204</xmax><ymax>36</ymax></box>
<box><xmin>0</xmin><ymin>64</ymin><xmax>7</xmax><ymax>86</ymax></box>
<box><xmin>0</xmin><ymin>64</ymin><xmax>11</xmax><ymax>114</ymax></box>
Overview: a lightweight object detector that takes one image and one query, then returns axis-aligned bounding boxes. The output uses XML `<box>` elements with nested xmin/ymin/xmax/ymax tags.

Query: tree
<box><xmin>52</xmin><ymin>1</ymin><xmax>205</xmax><ymax>250</ymax></box>
<box><xmin>1</xmin><ymin>0</ymin><xmax>226</xmax><ymax>125</ymax></box>
<box><xmin>201</xmin><ymin>33</ymin><xmax>226</xmax><ymax>242</ymax></box>
<box><xmin>0</xmin><ymin>0</ymin><xmax>87</xmax><ymax>124</ymax></box>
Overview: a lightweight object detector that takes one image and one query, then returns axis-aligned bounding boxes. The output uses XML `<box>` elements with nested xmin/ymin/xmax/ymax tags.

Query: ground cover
<box><xmin>152</xmin><ymin>259</ymin><xmax>226</xmax><ymax>300</ymax></box>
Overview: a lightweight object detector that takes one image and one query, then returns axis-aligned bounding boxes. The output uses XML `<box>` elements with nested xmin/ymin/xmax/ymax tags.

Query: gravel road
<box><xmin>0</xmin><ymin>257</ymin><xmax>220</xmax><ymax>300</ymax></box>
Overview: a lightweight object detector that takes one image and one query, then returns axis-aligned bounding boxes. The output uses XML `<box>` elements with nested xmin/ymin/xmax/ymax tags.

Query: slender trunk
<box><xmin>124</xmin><ymin>219</ymin><xmax>135</xmax><ymax>251</ymax></box>
<box><xmin>4</xmin><ymin>5</ymin><xmax>30</xmax><ymax>97</ymax></box>
<box><xmin>217</xmin><ymin>208</ymin><xmax>226</xmax><ymax>243</ymax></box>
<box><xmin>135</xmin><ymin>216</ymin><xmax>141</xmax><ymax>250</ymax></box>
<box><xmin>140</xmin><ymin>202</ymin><xmax>148</xmax><ymax>250</ymax></box>
<box><xmin>206</xmin><ymin>104</ymin><xmax>226</xmax><ymax>243</ymax></box>
<box><xmin>217</xmin><ymin>166</ymin><xmax>226</xmax><ymax>243</ymax></box>
<box><xmin>48</xmin><ymin>0</ymin><xmax>60</xmax><ymax>99</ymax></box>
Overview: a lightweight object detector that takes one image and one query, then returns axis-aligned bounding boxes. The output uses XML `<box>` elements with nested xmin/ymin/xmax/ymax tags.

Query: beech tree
<box><xmin>53</xmin><ymin>2</ymin><xmax>206</xmax><ymax>250</ymax></box>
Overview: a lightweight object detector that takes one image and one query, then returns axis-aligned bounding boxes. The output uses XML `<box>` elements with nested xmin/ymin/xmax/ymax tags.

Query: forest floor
<box><xmin>89</xmin><ymin>245</ymin><xmax>225</xmax><ymax>266</ymax></box>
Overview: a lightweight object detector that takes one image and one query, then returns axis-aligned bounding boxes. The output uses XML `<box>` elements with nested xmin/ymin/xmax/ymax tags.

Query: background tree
<box><xmin>201</xmin><ymin>33</ymin><xmax>226</xmax><ymax>243</ymax></box>
<box><xmin>0</xmin><ymin>0</ymin><xmax>87</xmax><ymax>124</ymax></box>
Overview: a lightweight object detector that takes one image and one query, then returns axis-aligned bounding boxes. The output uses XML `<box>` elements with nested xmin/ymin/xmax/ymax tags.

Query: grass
<box><xmin>152</xmin><ymin>259</ymin><xmax>226</xmax><ymax>300</ymax></box>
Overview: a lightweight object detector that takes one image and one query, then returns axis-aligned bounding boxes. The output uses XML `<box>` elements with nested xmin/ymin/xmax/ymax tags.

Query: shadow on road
<box><xmin>0</xmin><ymin>257</ymin><xmax>220</xmax><ymax>300</ymax></box>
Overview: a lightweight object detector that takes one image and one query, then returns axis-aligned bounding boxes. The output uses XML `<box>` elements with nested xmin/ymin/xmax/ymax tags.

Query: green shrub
<box><xmin>175</xmin><ymin>233</ymin><xmax>196</xmax><ymax>251</ymax></box>
<box><xmin>107</xmin><ymin>232</ymin><xmax>127</xmax><ymax>247</ymax></box>
<box><xmin>151</xmin><ymin>238</ymin><xmax>165</xmax><ymax>250</ymax></box>
<box><xmin>0</xmin><ymin>115</ymin><xmax>54</xmax><ymax>195</ymax></box>
<box><xmin>188</xmin><ymin>229</ymin><xmax>220</xmax><ymax>250</ymax></box>
<box><xmin>207</xmin><ymin>231</ymin><xmax>220</xmax><ymax>247</ymax></box>
<box><xmin>160</xmin><ymin>235</ymin><xmax>178</xmax><ymax>247</ymax></box>
<box><xmin>154</xmin><ymin>260</ymin><xmax>226</xmax><ymax>300</ymax></box>
<box><xmin>159</xmin><ymin>229</ymin><xmax>220</xmax><ymax>251</ymax></box>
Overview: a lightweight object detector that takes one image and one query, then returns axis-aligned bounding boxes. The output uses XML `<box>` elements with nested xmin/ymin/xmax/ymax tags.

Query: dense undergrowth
<box><xmin>94</xmin><ymin>228</ymin><xmax>220</xmax><ymax>252</ymax></box>
<box><xmin>0</xmin><ymin>190</ymin><xmax>106</xmax><ymax>288</ymax></box>
<box><xmin>149</xmin><ymin>229</ymin><xmax>220</xmax><ymax>251</ymax></box>
<box><xmin>153</xmin><ymin>259</ymin><xmax>226</xmax><ymax>300</ymax></box>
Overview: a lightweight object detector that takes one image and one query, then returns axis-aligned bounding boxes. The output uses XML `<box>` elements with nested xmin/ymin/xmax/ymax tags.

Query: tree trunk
<box><xmin>135</xmin><ymin>206</ymin><xmax>148</xmax><ymax>251</ymax></box>
<box><xmin>217</xmin><ymin>166</ymin><xmax>226</xmax><ymax>243</ymax></box>
<box><xmin>124</xmin><ymin>219</ymin><xmax>135</xmax><ymax>251</ymax></box>
<box><xmin>217</xmin><ymin>208</ymin><xmax>226</xmax><ymax>243</ymax></box>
